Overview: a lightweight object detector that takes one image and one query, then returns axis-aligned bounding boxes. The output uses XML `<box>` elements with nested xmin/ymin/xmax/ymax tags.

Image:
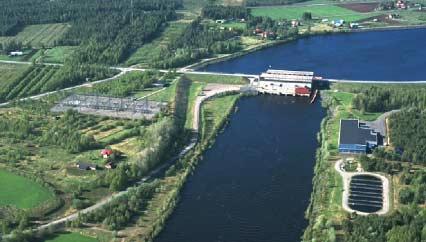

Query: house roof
<box><xmin>339</xmin><ymin>119</ymin><xmax>378</xmax><ymax>145</ymax></box>
<box><xmin>101</xmin><ymin>149</ymin><xmax>113</xmax><ymax>155</ymax></box>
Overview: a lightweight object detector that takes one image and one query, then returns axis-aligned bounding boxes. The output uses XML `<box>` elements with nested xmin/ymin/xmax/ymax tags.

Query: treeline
<box><xmin>342</xmin><ymin>206</ymin><xmax>426</xmax><ymax>242</ymax></box>
<box><xmin>389</xmin><ymin>109</ymin><xmax>426</xmax><ymax>164</ymax></box>
<box><xmin>79</xmin><ymin>181</ymin><xmax>158</xmax><ymax>230</ymax></box>
<box><xmin>153</xmin><ymin>18</ymin><xmax>241</xmax><ymax>68</ymax></box>
<box><xmin>399</xmin><ymin>170</ymin><xmax>426</xmax><ymax>205</ymax></box>
<box><xmin>81</xmin><ymin>71</ymin><xmax>158</xmax><ymax>97</ymax></box>
<box><xmin>41</xmin><ymin>110</ymin><xmax>98</xmax><ymax>153</ymax></box>
<box><xmin>201</xmin><ymin>5</ymin><xmax>250</xmax><ymax>20</ymax></box>
<box><xmin>352</xmin><ymin>86</ymin><xmax>426</xmax><ymax>112</ymax></box>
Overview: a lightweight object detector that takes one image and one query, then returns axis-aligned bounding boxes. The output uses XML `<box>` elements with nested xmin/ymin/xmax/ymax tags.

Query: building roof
<box><xmin>77</xmin><ymin>162</ymin><xmax>96</xmax><ymax>170</ymax></box>
<box><xmin>101</xmin><ymin>149</ymin><xmax>113</xmax><ymax>156</ymax></box>
<box><xmin>339</xmin><ymin>119</ymin><xmax>378</xmax><ymax>146</ymax></box>
<box><xmin>260</xmin><ymin>69</ymin><xmax>314</xmax><ymax>83</ymax></box>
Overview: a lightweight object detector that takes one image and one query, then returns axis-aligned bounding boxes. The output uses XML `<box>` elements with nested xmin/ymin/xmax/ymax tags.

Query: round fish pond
<box><xmin>348</xmin><ymin>175</ymin><xmax>383</xmax><ymax>213</ymax></box>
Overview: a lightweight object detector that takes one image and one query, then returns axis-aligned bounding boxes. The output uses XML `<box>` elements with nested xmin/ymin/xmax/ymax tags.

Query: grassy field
<box><xmin>201</xmin><ymin>94</ymin><xmax>239</xmax><ymax>140</ymax></box>
<box><xmin>43</xmin><ymin>46</ymin><xmax>77</xmax><ymax>63</ymax></box>
<box><xmin>43</xmin><ymin>232</ymin><xmax>98</xmax><ymax>242</ymax></box>
<box><xmin>251</xmin><ymin>5</ymin><xmax>379</xmax><ymax>21</ymax></box>
<box><xmin>0</xmin><ymin>170</ymin><xmax>54</xmax><ymax>209</ymax></box>
<box><xmin>0</xmin><ymin>23</ymin><xmax>70</xmax><ymax>48</ymax></box>
<box><xmin>185</xmin><ymin>73</ymin><xmax>248</xmax><ymax>85</ymax></box>
<box><xmin>126</xmin><ymin>22</ymin><xmax>188</xmax><ymax>67</ymax></box>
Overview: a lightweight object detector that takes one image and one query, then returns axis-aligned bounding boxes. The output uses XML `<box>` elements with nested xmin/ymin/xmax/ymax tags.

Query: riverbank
<box><xmin>130</xmin><ymin>93</ymin><xmax>241</xmax><ymax>242</ymax></box>
<box><xmin>303</xmin><ymin>87</ymin><xmax>387</xmax><ymax>241</ymax></box>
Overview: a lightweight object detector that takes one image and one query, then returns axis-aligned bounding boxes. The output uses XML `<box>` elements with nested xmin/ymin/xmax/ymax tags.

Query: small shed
<box><xmin>331</xmin><ymin>19</ymin><xmax>344</xmax><ymax>27</ymax></box>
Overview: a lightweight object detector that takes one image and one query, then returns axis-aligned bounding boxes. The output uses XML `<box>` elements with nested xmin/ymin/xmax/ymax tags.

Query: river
<box><xmin>155</xmin><ymin>28</ymin><xmax>426</xmax><ymax>242</ymax></box>
<box><xmin>201</xmin><ymin>28</ymin><xmax>426</xmax><ymax>81</ymax></box>
<box><xmin>155</xmin><ymin>96</ymin><xmax>325</xmax><ymax>242</ymax></box>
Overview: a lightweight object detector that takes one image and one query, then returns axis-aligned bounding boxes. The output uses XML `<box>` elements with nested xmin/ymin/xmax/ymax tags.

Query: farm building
<box><xmin>9</xmin><ymin>51</ymin><xmax>23</xmax><ymax>56</ymax></box>
<box><xmin>76</xmin><ymin>162</ymin><xmax>97</xmax><ymax>171</ymax></box>
<box><xmin>101</xmin><ymin>149</ymin><xmax>113</xmax><ymax>159</ymax></box>
<box><xmin>251</xmin><ymin>69</ymin><xmax>313</xmax><ymax>96</ymax></box>
<box><xmin>339</xmin><ymin>119</ymin><xmax>379</xmax><ymax>154</ymax></box>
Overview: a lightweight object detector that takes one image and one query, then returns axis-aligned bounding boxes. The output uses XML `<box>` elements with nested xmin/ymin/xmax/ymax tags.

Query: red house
<box><xmin>101</xmin><ymin>149</ymin><xmax>113</xmax><ymax>159</ymax></box>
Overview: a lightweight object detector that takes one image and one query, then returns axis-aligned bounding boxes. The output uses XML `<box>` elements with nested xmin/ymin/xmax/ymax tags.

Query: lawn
<box><xmin>222</xmin><ymin>21</ymin><xmax>247</xmax><ymax>30</ymax></box>
<box><xmin>185</xmin><ymin>73</ymin><xmax>248</xmax><ymax>85</ymax></box>
<box><xmin>0</xmin><ymin>23</ymin><xmax>70</xmax><ymax>48</ymax></box>
<box><xmin>43</xmin><ymin>46</ymin><xmax>77</xmax><ymax>63</ymax></box>
<box><xmin>0</xmin><ymin>170</ymin><xmax>54</xmax><ymax>209</ymax></box>
<box><xmin>43</xmin><ymin>232</ymin><xmax>98</xmax><ymax>242</ymax></box>
<box><xmin>184</xmin><ymin>81</ymin><xmax>206</xmax><ymax>129</ymax></box>
<box><xmin>126</xmin><ymin>22</ymin><xmax>188</xmax><ymax>67</ymax></box>
<box><xmin>251</xmin><ymin>5</ymin><xmax>379</xmax><ymax>21</ymax></box>
<box><xmin>201</xmin><ymin>94</ymin><xmax>239</xmax><ymax>140</ymax></box>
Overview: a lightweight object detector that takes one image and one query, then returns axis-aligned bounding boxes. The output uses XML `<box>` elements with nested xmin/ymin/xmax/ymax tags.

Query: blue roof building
<box><xmin>338</xmin><ymin>119</ymin><xmax>378</xmax><ymax>154</ymax></box>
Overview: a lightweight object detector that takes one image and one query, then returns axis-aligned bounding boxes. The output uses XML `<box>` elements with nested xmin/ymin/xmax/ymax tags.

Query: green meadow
<box><xmin>0</xmin><ymin>170</ymin><xmax>54</xmax><ymax>209</ymax></box>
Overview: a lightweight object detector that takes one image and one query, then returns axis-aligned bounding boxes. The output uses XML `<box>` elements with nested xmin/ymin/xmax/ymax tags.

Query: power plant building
<box><xmin>251</xmin><ymin>69</ymin><xmax>313</xmax><ymax>96</ymax></box>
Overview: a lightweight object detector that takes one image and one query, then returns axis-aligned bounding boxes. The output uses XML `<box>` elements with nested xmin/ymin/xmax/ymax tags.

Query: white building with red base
<box><xmin>251</xmin><ymin>69</ymin><xmax>313</xmax><ymax>97</ymax></box>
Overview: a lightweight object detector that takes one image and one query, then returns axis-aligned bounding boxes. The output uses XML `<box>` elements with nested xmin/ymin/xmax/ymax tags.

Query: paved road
<box><xmin>335</xmin><ymin>159</ymin><xmax>390</xmax><ymax>216</ymax></box>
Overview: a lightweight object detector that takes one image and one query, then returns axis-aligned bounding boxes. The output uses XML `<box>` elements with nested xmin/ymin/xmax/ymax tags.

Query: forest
<box><xmin>201</xmin><ymin>6</ymin><xmax>250</xmax><ymax>20</ymax></box>
<box><xmin>352</xmin><ymin>86</ymin><xmax>426</xmax><ymax>112</ymax></box>
<box><xmin>388</xmin><ymin>109</ymin><xmax>426</xmax><ymax>164</ymax></box>
<box><xmin>342</xmin><ymin>206</ymin><xmax>426</xmax><ymax>242</ymax></box>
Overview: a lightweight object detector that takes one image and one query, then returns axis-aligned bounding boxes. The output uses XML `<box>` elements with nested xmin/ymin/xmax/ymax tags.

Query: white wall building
<box><xmin>251</xmin><ymin>69</ymin><xmax>313</xmax><ymax>96</ymax></box>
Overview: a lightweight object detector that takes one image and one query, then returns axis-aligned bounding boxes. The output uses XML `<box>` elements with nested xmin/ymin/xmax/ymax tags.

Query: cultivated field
<box><xmin>126</xmin><ymin>22</ymin><xmax>188</xmax><ymax>67</ymax></box>
<box><xmin>251</xmin><ymin>5</ymin><xmax>380</xmax><ymax>21</ymax></box>
<box><xmin>0</xmin><ymin>170</ymin><xmax>54</xmax><ymax>209</ymax></box>
<box><xmin>0</xmin><ymin>63</ymin><xmax>29</xmax><ymax>93</ymax></box>
<box><xmin>0</xmin><ymin>64</ymin><xmax>60</xmax><ymax>102</ymax></box>
<box><xmin>0</xmin><ymin>23</ymin><xmax>70</xmax><ymax>48</ymax></box>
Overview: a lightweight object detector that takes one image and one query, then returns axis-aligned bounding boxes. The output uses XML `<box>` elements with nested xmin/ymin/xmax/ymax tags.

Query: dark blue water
<box><xmin>155</xmin><ymin>96</ymin><xmax>325</xmax><ymax>242</ymax></box>
<box><xmin>201</xmin><ymin>28</ymin><xmax>426</xmax><ymax>81</ymax></box>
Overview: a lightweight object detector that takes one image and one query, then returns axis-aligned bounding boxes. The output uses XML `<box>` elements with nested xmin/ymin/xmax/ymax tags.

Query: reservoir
<box><xmin>201</xmin><ymin>28</ymin><xmax>426</xmax><ymax>81</ymax></box>
<box><xmin>155</xmin><ymin>96</ymin><xmax>325</xmax><ymax>242</ymax></box>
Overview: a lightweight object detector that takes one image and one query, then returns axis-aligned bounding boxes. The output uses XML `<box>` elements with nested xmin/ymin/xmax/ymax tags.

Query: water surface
<box><xmin>155</xmin><ymin>96</ymin><xmax>325</xmax><ymax>242</ymax></box>
<box><xmin>202</xmin><ymin>28</ymin><xmax>426</xmax><ymax>81</ymax></box>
